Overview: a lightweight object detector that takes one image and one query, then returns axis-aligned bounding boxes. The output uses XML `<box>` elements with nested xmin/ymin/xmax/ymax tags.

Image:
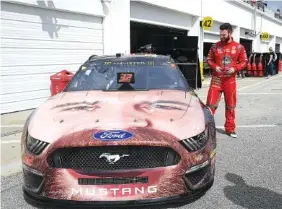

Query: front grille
<box><xmin>47</xmin><ymin>146</ymin><xmax>180</xmax><ymax>170</ymax></box>
<box><xmin>78</xmin><ymin>177</ymin><xmax>148</xmax><ymax>185</ymax></box>
<box><xmin>185</xmin><ymin>164</ymin><xmax>211</xmax><ymax>185</ymax></box>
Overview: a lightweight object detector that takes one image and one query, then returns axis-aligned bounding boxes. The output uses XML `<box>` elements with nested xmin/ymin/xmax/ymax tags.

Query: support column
<box><xmin>252</xmin><ymin>33</ymin><xmax>261</xmax><ymax>52</ymax></box>
<box><xmin>102</xmin><ymin>0</ymin><xmax>130</xmax><ymax>55</ymax></box>
<box><xmin>233</xmin><ymin>26</ymin><xmax>240</xmax><ymax>43</ymax></box>
<box><xmin>188</xmin><ymin>16</ymin><xmax>204</xmax><ymax>81</ymax></box>
<box><xmin>269</xmin><ymin>36</ymin><xmax>276</xmax><ymax>50</ymax></box>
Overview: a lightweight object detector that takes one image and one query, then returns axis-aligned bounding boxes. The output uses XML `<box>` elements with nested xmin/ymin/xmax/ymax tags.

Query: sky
<box><xmin>265</xmin><ymin>1</ymin><xmax>282</xmax><ymax>11</ymax></box>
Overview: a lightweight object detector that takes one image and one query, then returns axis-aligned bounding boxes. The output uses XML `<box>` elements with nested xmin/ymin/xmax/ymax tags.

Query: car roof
<box><xmin>87</xmin><ymin>54</ymin><xmax>170</xmax><ymax>62</ymax></box>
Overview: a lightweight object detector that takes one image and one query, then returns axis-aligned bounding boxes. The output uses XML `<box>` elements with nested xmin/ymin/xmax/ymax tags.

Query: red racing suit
<box><xmin>206</xmin><ymin>39</ymin><xmax>248</xmax><ymax>133</ymax></box>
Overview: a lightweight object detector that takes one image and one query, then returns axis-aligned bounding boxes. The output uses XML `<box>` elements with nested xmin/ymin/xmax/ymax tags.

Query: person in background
<box><xmin>275</xmin><ymin>9</ymin><xmax>280</xmax><ymax>19</ymax></box>
<box><xmin>206</xmin><ymin>23</ymin><xmax>248</xmax><ymax>138</ymax></box>
<box><xmin>251</xmin><ymin>0</ymin><xmax>256</xmax><ymax>7</ymax></box>
<box><xmin>257</xmin><ymin>0</ymin><xmax>265</xmax><ymax>12</ymax></box>
<box><xmin>266</xmin><ymin>47</ymin><xmax>277</xmax><ymax>78</ymax></box>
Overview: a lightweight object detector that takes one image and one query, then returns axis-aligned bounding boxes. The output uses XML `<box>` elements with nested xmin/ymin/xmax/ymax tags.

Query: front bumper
<box><xmin>23</xmin><ymin>178</ymin><xmax>214</xmax><ymax>209</ymax></box>
<box><xmin>22</xmin><ymin>125</ymin><xmax>216</xmax><ymax>205</ymax></box>
<box><xmin>22</xmin><ymin>157</ymin><xmax>215</xmax><ymax>201</ymax></box>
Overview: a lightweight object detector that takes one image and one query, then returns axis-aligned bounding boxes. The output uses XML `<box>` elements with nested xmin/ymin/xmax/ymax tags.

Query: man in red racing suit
<box><xmin>206</xmin><ymin>23</ymin><xmax>248</xmax><ymax>138</ymax></box>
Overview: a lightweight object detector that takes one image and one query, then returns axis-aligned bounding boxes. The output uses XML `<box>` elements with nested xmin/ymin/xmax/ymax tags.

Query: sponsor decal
<box><xmin>70</xmin><ymin>186</ymin><xmax>157</xmax><ymax>196</ymax></box>
<box><xmin>195</xmin><ymin>154</ymin><xmax>203</xmax><ymax>161</ymax></box>
<box><xmin>221</xmin><ymin>56</ymin><xmax>232</xmax><ymax>65</ymax></box>
<box><xmin>210</xmin><ymin>149</ymin><xmax>216</xmax><ymax>159</ymax></box>
<box><xmin>117</xmin><ymin>72</ymin><xmax>135</xmax><ymax>84</ymax></box>
<box><xmin>104</xmin><ymin>61</ymin><xmax>155</xmax><ymax>66</ymax></box>
<box><xmin>81</xmin><ymin>66</ymin><xmax>87</xmax><ymax>70</ymax></box>
<box><xmin>93</xmin><ymin>130</ymin><xmax>134</xmax><ymax>141</ymax></box>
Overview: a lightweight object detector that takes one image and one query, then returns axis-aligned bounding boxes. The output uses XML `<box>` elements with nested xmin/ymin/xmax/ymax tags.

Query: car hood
<box><xmin>28</xmin><ymin>90</ymin><xmax>205</xmax><ymax>144</ymax></box>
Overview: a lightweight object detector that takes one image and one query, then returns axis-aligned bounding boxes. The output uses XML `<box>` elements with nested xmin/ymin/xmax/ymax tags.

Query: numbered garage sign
<box><xmin>202</xmin><ymin>16</ymin><xmax>214</xmax><ymax>30</ymax></box>
<box><xmin>261</xmin><ymin>32</ymin><xmax>270</xmax><ymax>41</ymax></box>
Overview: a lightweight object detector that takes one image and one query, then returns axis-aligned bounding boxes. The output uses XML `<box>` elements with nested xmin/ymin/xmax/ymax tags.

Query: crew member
<box><xmin>206</xmin><ymin>23</ymin><xmax>248</xmax><ymax>138</ymax></box>
<box><xmin>266</xmin><ymin>47</ymin><xmax>276</xmax><ymax>78</ymax></box>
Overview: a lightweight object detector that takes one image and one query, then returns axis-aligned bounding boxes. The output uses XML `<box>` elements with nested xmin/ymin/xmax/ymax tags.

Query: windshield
<box><xmin>64</xmin><ymin>57</ymin><xmax>189</xmax><ymax>92</ymax></box>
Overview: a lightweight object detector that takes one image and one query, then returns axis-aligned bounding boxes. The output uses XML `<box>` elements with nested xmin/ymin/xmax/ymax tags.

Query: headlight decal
<box><xmin>26</xmin><ymin>134</ymin><xmax>49</xmax><ymax>155</ymax></box>
<box><xmin>179</xmin><ymin>128</ymin><xmax>208</xmax><ymax>152</ymax></box>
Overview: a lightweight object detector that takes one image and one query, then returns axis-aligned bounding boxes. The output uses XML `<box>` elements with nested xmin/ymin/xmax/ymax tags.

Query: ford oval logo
<box><xmin>93</xmin><ymin>130</ymin><xmax>134</xmax><ymax>141</ymax></box>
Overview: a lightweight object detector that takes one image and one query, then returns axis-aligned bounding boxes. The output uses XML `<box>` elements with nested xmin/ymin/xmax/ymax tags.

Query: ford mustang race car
<box><xmin>21</xmin><ymin>54</ymin><xmax>216</xmax><ymax>208</ymax></box>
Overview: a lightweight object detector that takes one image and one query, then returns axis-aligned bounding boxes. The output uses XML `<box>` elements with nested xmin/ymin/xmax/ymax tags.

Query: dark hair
<box><xmin>219</xmin><ymin>23</ymin><xmax>233</xmax><ymax>33</ymax></box>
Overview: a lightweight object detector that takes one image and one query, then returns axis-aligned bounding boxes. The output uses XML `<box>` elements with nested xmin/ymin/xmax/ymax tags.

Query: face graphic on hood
<box><xmin>28</xmin><ymin>90</ymin><xmax>205</xmax><ymax>143</ymax></box>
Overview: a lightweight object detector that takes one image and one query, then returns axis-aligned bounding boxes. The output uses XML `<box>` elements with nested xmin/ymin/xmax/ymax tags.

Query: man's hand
<box><xmin>215</xmin><ymin>66</ymin><xmax>223</xmax><ymax>73</ymax></box>
<box><xmin>225</xmin><ymin>67</ymin><xmax>235</xmax><ymax>75</ymax></box>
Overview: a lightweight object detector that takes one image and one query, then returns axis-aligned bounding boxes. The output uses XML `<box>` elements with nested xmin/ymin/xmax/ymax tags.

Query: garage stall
<box><xmin>276</xmin><ymin>37</ymin><xmax>282</xmax><ymax>52</ymax></box>
<box><xmin>130</xmin><ymin>1</ymin><xmax>193</xmax><ymax>52</ymax></box>
<box><xmin>129</xmin><ymin>1</ymin><xmax>202</xmax><ymax>89</ymax></box>
<box><xmin>130</xmin><ymin>21</ymin><xmax>188</xmax><ymax>53</ymax></box>
<box><xmin>240</xmin><ymin>38</ymin><xmax>253</xmax><ymax>54</ymax></box>
<box><xmin>239</xmin><ymin>28</ymin><xmax>254</xmax><ymax>54</ymax></box>
<box><xmin>1</xmin><ymin>2</ymin><xmax>104</xmax><ymax>114</ymax></box>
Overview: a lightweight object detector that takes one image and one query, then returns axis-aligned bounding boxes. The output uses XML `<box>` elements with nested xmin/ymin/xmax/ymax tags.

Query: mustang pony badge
<box><xmin>99</xmin><ymin>153</ymin><xmax>130</xmax><ymax>164</ymax></box>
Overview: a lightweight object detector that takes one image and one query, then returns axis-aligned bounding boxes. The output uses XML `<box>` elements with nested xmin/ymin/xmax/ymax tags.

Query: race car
<box><xmin>21</xmin><ymin>53</ymin><xmax>216</xmax><ymax>208</ymax></box>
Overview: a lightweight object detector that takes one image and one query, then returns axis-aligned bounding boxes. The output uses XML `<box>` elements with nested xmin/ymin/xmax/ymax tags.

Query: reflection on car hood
<box><xmin>28</xmin><ymin>90</ymin><xmax>206</xmax><ymax>143</ymax></box>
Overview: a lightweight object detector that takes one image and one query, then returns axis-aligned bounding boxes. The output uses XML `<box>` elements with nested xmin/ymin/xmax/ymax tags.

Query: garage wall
<box><xmin>240</xmin><ymin>28</ymin><xmax>255</xmax><ymax>40</ymax></box>
<box><xmin>103</xmin><ymin>0</ymin><xmax>131</xmax><ymax>55</ymax></box>
<box><xmin>276</xmin><ymin>37</ymin><xmax>282</xmax><ymax>52</ymax></box>
<box><xmin>134</xmin><ymin>0</ymin><xmax>201</xmax><ymax>17</ymax></box>
<box><xmin>203</xmin><ymin>20</ymin><xmax>221</xmax><ymax>43</ymax></box>
<box><xmin>133</xmin><ymin>0</ymin><xmax>282</xmax><ymax>51</ymax></box>
<box><xmin>204</xmin><ymin>33</ymin><xmax>220</xmax><ymax>43</ymax></box>
<box><xmin>258</xmin><ymin>15</ymin><xmax>282</xmax><ymax>38</ymax></box>
<box><xmin>130</xmin><ymin>1</ymin><xmax>194</xmax><ymax>30</ymax></box>
<box><xmin>202</xmin><ymin>0</ymin><xmax>254</xmax><ymax>29</ymax></box>
<box><xmin>259</xmin><ymin>41</ymin><xmax>269</xmax><ymax>53</ymax></box>
<box><xmin>1</xmin><ymin>2</ymin><xmax>104</xmax><ymax>113</ymax></box>
<box><xmin>276</xmin><ymin>37</ymin><xmax>282</xmax><ymax>44</ymax></box>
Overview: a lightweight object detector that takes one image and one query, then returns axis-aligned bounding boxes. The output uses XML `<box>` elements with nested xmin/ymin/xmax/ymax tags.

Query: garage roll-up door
<box><xmin>1</xmin><ymin>2</ymin><xmax>104</xmax><ymax>114</ymax></box>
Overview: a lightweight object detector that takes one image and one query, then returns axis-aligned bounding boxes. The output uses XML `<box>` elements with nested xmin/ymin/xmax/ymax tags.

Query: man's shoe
<box><xmin>228</xmin><ymin>132</ymin><xmax>237</xmax><ymax>138</ymax></box>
